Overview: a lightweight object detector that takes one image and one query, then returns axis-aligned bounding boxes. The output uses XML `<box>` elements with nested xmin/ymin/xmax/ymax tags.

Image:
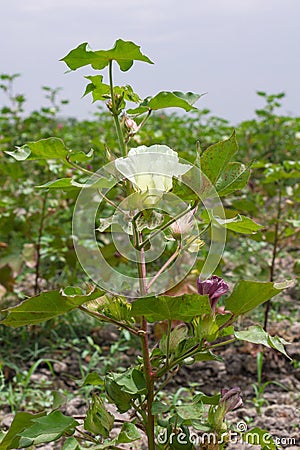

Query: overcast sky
<box><xmin>1</xmin><ymin>0</ymin><xmax>300</xmax><ymax>124</ymax></box>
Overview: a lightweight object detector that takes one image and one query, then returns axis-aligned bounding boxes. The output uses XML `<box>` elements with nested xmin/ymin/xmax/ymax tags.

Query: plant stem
<box><xmin>146</xmin><ymin>245</ymin><xmax>180</xmax><ymax>290</ymax></box>
<box><xmin>108</xmin><ymin>60</ymin><xmax>127</xmax><ymax>157</ymax></box>
<box><xmin>136</xmin><ymin>108</ymin><xmax>152</xmax><ymax>131</ymax></box>
<box><xmin>132</xmin><ymin>213</ymin><xmax>148</xmax><ymax>296</ymax></box>
<box><xmin>140</xmin><ymin>316</ymin><xmax>155</xmax><ymax>450</ymax></box>
<box><xmin>155</xmin><ymin>343</ymin><xmax>200</xmax><ymax>379</ymax></box>
<box><xmin>264</xmin><ymin>184</ymin><xmax>282</xmax><ymax>330</ymax></box>
<box><xmin>65</xmin><ymin>155</ymin><xmax>99</xmax><ymax>176</ymax></box>
<box><xmin>75</xmin><ymin>427</ymin><xmax>98</xmax><ymax>443</ymax></box>
<box><xmin>166</xmin><ymin>319</ymin><xmax>172</xmax><ymax>369</ymax></box>
<box><xmin>66</xmin><ymin>156</ymin><xmax>124</xmax><ymax>213</ymax></box>
<box><xmin>146</xmin><ymin>222</ymin><xmax>209</xmax><ymax>291</ymax></box>
<box><xmin>34</xmin><ymin>191</ymin><xmax>48</xmax><ymax>294</ymax></box>
<box><xmin>96</xmin><ymin>189</ymin><xmax>124</xmax><ymax>214</ymax></box>
<box><xmin>126</xmin><ymin>109</ymin><xmax>152</xmax><ymax>143</ymax></box>
<box><xmin>208</xmin><ymin>338</ymin><xmax>236</xmax><ymax>349</ymax></box>
<box><xmin>131</xmin><ymin>216</ymin><xmax>155</xmax><ymax>449</ymax></box>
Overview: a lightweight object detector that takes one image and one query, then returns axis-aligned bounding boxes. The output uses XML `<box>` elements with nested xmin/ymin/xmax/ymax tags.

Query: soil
<box><xmin>0</xmin><ymin>316</ymin><xmax>299</xmax><ymax>449</ymax></box>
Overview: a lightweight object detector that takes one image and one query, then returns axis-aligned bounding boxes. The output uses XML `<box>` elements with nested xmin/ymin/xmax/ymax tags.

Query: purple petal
<box><xmin>197</xmin><ymin>275</ymin><xmax>229</xmax><ymax>311</ymax></box>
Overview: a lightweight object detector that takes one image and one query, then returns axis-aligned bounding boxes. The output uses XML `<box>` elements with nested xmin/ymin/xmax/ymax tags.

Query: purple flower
<box><xmin>197</xmin><ymin>275</ymin><xmax>229</xmax><ymax>312</ymax></box>
<box><xmin>220</xmin><ymin>387</ymin><xmax>243</xmax><ymax>413</ymax></box>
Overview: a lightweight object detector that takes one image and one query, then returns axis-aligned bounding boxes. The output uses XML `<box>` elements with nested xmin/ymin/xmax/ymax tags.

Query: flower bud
<box><xmin>124</xmin><ymin>115</ymin><xmax>138</xmax><ymax>133</ymax></box>
<box><xmin>197</xmin><ymin>275</ymin><xmax>229</xmax><ymax>312</ymax></box>
<box><xmin>170</xmin><ymin>209</ymin><xmax>196</xmax><ymax>240</ymax></box>
<box><xmin>220</xmin><ymin>386</ymin><xmax>243</xmax><ymax>414</ymax></box>
<box><xmin>209</xmin><ymin>387</ymin><xmax>243</xmax><ymax>433</ymax></box>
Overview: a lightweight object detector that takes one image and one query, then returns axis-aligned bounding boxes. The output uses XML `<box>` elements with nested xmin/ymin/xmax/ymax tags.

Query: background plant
<box><xmin>0</xmin><ymin>40</ymin><xmax>297</xmax><ymax>450</ymax></box>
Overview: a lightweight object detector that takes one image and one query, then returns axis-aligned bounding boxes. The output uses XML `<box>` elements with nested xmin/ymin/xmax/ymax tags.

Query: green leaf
<box><xmin>267</xmin><ymin>334</ymin><xmax>291</xmax><ymax>359</ymax></box>
<box><xmin>234</xmin><ymin>325</ymin><xmax>270</xmax><ymax>347</ymax></box>
<box><xmin>5</xmin><ymin>138</ymin><xmax>69</xmax><ymax>161</ymax></box>
<box><xmin>0</xmin><ymin>286</ymin><xmax>104</xmax><ymax>327</ymax></box>
<box><xmin>84</xmin><ymin>75</ymin><xmax>141</xmax><ymax>104</ymax></box>
<box><xmin>148</xmin><ymin>91</ymin><xmax>201</xmax><ymax>111</ymax></box>
<box><xmin>37</xmin><ymin>176</ymin><xmax>116</xmax><ymax>191</ymax></box>
<box><xmin>52</xmin><ymin>391</ymin><xmax>67</xmax><ymax>410</ymax></box>
<box><xmin>68</xmin><ymin>149</ymin><xmax>94</xmax><ymax>162</ymax></box>
<box><xmin>136</xmin><ymin>210</ymin><xmax>164</xmax><ymax>232</ymax></box>
<box><xmin>110</xmin><ymin>368</ymin><xmax>147</xmax><ymax>395</ymax></box>
<box><xmin>105</xmin><ymin>379</ymin><xmax>132</xmax><ymax>413</ymax></box>
<box><xmin>131</xmin><ymin>294</ymin><xmax>211</xmax><ymax>322</ymax></box>
<box><xmin>61</xmin><ymin>39</ymin><xmax>153</xmax><ymax>72</ymax></box>
<box><xmin>62</xmin><ymin>437</ymin><xmax>81</xmax><ymax>450</ymax></box>
<box><xmin>214</xmin><ymin>215</ymin><xmax>264</xmax><ymax>234</ymax></box>
<box><xmin>63</xmin><ymin>286</ymin><xmax>84</xmax><ymax>295</ymax></box>
<box><xmin>242</xmin><ymin>427</ymin><xmax>277</xmax><ymax>449</ymax></box>
<box><xmin>81</xmin><ymin>372</ymin><xmax>104</xmax><ymax>387</ymax></box>
<box><xmin>151</xmin><ymin>401</ymin><xmax>170</xmax><ymax>414</ymax></box>
<box><xmin>18</xmin><ymin>411</ymin><xmax>78</xmax><ymax>447</ymax></box>
<box><xmin>119</xmin><ymin>84</ymin><xmax>141</xmax><ymax>103</ymax></box>
<box><xmin>128</xmin><ymin>91</ymin><xmax>202</xmax><ymax>113</ymax></box>
<box><xmin>199</xmin><ymin>131</ymin><xmax>238</xmax><ymax>184</ymax></box>
<box><xmin>216</xmin><ymin>162</ymin><xmax>251</xmax><ymax>196</ymax></box>
<box><xmin>83</xmin><ymin>75</ymin><xmax>110</xmax><ymax>100</ymax></box>
<box><xmin>116</xmin><ymin>423</ymin><xmax>141</xmax><ymax>444</ymax></box>
<box><xmin>84</xmin><ymin>396</ymin><xmax>114</xmax><ymax>438</ymax></box>
<box><xmin>235</xmin><ymin>325</ymin><xmax>291</xmax><ymax>359</ymax></box>
<box><xmin>0</xmin><ymin>412</ymin><xmax>45</xmax><ymax>450</ymax></box>
<box><xmin>160</xmin><ymin>325</ymin><xmax>188</xmax><ymax>355</ymax></box>
<box><xmin>193</xmin><ymin>392</ymin><xmax>220</xmax><ymax>406</ymax></box>
<box><xmin>102</xmin><ymin>296</ymin><xmax>133</xmax><ymax>322</ymax></box>
<box><xmin>176</xmin><ymin>402</ymin><xmax>204</xmax><ymax>421</ymax></box>
<box><xmin>225</xmin><ymin>280</ymin><xmax>293</xmax><ymax>316</ymax></box>
<box><xmin>36</xmin><ymin>178</ymin><xmax>86</xmax><ymax>191</ymax></box>
<box><xmin>193</xmin><ymin>351</ymin><xmax>223</xmax><ymax>362</ymax></box>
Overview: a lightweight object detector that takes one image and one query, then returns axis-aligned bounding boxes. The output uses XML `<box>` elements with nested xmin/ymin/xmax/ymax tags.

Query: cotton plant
<box><xmin>0</xmin><ymin>39</ymin><xmax>293</xmax><ymax>450</ymax></box>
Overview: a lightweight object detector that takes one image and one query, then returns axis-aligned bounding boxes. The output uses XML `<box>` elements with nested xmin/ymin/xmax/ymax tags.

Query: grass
<box><xmin>0</xmin><ymin>310</ymin><xmax>136</xmax><ymax>413</ymax></box>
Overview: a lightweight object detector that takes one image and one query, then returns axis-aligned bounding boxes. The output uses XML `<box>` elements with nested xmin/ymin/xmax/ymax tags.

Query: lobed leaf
<box><xmin>84</xmin><ymin>75</ymin><xmax>141</xmax><ymax>104</ymax></box>
<box><xmin>61</xmin><ymin>39</ymin><xmax>153</xmax><ymax>72</ymax></box>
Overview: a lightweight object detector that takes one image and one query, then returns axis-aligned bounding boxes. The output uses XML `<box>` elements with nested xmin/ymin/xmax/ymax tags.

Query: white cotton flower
<box><xmin>115</xmin><ymin>145</ymin><xmax>192</xmax><ymax>204</ymax></box>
